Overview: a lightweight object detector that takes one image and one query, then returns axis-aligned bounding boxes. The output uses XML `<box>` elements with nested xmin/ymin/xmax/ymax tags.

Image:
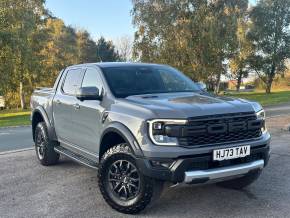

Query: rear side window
<box><xmin>62</xmin><ymin>69</ymin><xmax>84</xmax><ymax>95</ymax></box>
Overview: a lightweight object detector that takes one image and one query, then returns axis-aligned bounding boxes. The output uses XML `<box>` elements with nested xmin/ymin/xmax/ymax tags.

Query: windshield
<box><xmin>102</xmin><ymin>65</ymin><xmax>200</xmax><ymax>98</ymax></box>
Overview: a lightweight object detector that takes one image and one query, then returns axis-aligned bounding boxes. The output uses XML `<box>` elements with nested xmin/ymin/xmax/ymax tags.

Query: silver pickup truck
<box><xmin>30</xmin><ymin>62</ymin><xmax>270</xmax><ymax>214</ymax></box>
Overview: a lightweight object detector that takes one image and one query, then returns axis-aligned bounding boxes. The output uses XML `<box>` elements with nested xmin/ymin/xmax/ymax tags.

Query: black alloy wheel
<box><xmin>98</xmin><ymin>143</ymin><xmax>164</xmax><ymax>214</ymax></box>
<box><xmin>106</xmin><ymin>160</ymin><xmax>141</xmax><ymax>201</ymax></box>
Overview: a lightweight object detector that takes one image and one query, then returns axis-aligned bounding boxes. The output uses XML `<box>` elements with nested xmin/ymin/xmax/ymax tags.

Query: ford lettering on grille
<box><xmin>207</xmin><ymin>120</ymin><xmax>263</xmax><ymax>134</ymax></box>
<box><xmin>175</xmin><ymin>113</ymin><xmax>264</xmax><ymax>147</ymax></box>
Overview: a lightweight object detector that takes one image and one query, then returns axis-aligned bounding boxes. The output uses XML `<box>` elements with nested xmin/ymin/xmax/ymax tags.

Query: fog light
<box><xmin>151</xmin><ymin>160</ymin><xmax>173</xmax><ymax>168</ymax></box>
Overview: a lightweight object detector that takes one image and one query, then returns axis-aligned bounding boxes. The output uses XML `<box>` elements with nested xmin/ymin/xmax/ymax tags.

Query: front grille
<box><xmin>178</xmin><ymin>112</ymin><xmax>262</xmax><ymax>147</ymax></box>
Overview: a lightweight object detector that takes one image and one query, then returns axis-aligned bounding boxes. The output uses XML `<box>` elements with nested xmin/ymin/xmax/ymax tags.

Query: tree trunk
<box><xmin>265</xmin><ymin>65</ymin><xmax>276</xmax><ymax>94</ymax></box>
<box><xmin>214</xmin><ymin>72</ymin><xmax>222</xmax><ymax>94</ymax></box>
<box><xmin>20</xmin><ymin>81</ymin><xmax>26</xmax><ymax>109</ymax></box>
<box><xmin>265</xmin><ymin>77</ymin><xmax>273</xmax><ymax>94</ymax></box>
<box><xmin>236</xmin><ymin>72</ymin><xmax>242</xmax><ymax>92</ymax></box>
<box><xmin>281</xmin><ymin>71</ymin><xmax>285</xmax><ymax>78</ymax></box>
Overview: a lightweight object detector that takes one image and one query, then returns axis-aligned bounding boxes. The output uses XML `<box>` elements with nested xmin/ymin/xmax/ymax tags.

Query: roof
<box><xmin>70</xmin><ymin>62</ymin><xmax>166</xmax><ymax>69</ymax></box>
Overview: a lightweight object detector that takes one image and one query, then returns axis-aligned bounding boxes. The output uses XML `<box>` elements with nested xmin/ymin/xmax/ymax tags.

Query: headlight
<box><xmin>256</xmin><ymin>109</ymin><xmax>266</xmax><ymax>132</ymax></box>
<box><xmin>148</xmin><ymin>119</ymin><xmax>187</xmax><ymax>146</ymax></box>
<box><xmin>256</xmin><ymin>109</ymin><xmax>265</xmax><ymax>120</ymax></box>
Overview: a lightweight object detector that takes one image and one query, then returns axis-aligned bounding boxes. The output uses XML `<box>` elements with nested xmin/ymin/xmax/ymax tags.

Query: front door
<box><xmin>70</xmin><ymin>67</ymin><xmax>105</xmax><ymax>156</ymax></box>
<box><xmin>53</xmin><ymin>68</ymin><xmax>84</xmax><ymax>143</ymax></box>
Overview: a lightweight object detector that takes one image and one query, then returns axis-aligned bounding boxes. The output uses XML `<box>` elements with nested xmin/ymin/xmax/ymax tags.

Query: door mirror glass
<box><xmin>76</xmin><ymin>87</ymin><xmax>102</xmax><ymax>101</ymax></box>
<box><xmin>196</xmin><ymin>82</ymin><xmax>207</xmax><ymax>91</ymax></box>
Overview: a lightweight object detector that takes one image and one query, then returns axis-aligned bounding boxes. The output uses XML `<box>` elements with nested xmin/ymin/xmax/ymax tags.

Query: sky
<box><xmin>45</xmin><ymin>0</ymin><xmax>135</xmax><ymax>40</ymax></box>
<box><xmin>45</xmin><ymin>0</ymin><xmax>257</xmax><ymax>41</ymax></box>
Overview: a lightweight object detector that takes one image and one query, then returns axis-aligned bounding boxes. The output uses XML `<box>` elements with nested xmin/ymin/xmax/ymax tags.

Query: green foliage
<box><xmin>0</xmin><ymin>0</ymin><xmax>46</xmax><ymax>108</ymax></box>
<box><xmin>247</xmin><ymin>0</ymin><xmax>290</xmax><ymax>93</ymax></box>
<box><xmin>1</xmin><ymin>0</ymin><xmax>290</xmax><ymax>108</ymax></box>
<box><xmin>0</xmin><ymin>0</ymin><xmax>120</xmax><ymax>108</ymax></box>
<box><xmin>76</xmin><ymin>30</ymin><xmax>99</xmax><ymax>63</ymax></box>
<box><xmin>229</xmin><ymin>15</ymin><xmax>252</xmax><ymax>91</ymax></box>
<box><xmin>132</xmin><ymin>0</ymin><xmax>248</xmax><ymax>93</ymax></box>
<box><xmin>96</xmin><ymin>37</ymin><xmax>120</xmax><ymax>62</ymax></box>
<box><xmin>132</xmin><ymin>0</ymin><xmax>290</xmax><ymax>94</ymax></box>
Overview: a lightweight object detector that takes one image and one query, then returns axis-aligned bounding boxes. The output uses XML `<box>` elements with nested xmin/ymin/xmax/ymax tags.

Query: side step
<box><xmin>54</xmin><ymin>146</ymin><xmax>98</xmax><ymax>170</ymax></box>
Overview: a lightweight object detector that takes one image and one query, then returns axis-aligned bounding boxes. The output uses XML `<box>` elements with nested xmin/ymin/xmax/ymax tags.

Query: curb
<box><xmin>0</xmin><ymin>125</ymin><xmax>31</xmax><ymax>129</ymax></box>
<box><xmin>0</xmin><ymin>147</ymin><xmax>34</xmax><ymax>155</ymax></box>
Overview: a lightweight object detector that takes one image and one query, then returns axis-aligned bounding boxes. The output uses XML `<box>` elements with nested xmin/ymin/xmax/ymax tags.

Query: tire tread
<box><xmin>98</xmin><ymin>143</ymin><xmax>159</xmax><ymax>214</ymax></box>
<box><xmin>35</xmin><ymin>122</ymin><xmax>59</xmax><ymax>166</ymax></box>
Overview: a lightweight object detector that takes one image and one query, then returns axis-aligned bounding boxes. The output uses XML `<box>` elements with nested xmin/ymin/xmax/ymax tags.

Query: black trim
<box><xmin>53</xmin><ymin>69</ymin><xmax>65</xmax><ymax>90</ymax></box>
<box><xmin>100</xmin><ymin>123</ymin><xmax>144</xmax><ymax>157</ymax></box>
<box><xmin>136</xmin><ymin>145</ymin><xmax>270</xmax><ymax>183</ymax></box>
<box><xmin>32</xmin><ymin>107</ymin><xmax>57</xmax><ymax>141</ymax></box>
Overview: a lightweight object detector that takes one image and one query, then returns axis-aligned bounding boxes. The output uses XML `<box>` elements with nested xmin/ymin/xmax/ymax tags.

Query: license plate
<box><xmin>213</xmin><ymin>145</ymin><xmax>250</xmax><ymax>161</ymax></box>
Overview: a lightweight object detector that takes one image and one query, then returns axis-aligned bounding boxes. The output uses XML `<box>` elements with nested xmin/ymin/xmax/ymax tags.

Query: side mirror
<box><xmin>196</xmin><ymin>82</ymin><xmax>207</xmax><ymax>91</ymax></box>
<box><xmin>76</xmin><ymin>87</ymin><xmax>102</xmax><ymax>101</ymax></box>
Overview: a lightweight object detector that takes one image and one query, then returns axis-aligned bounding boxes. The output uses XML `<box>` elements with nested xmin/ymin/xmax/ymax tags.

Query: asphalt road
<box><xmin>1</xmin><ymin>103</ymin><xmax>289</xmax><ymax>153</ymax></box>
<box><xmin>0</xmin><ymin>126</ymin><xmax>33</xmax><ymax>152</ymax></box>
<box><xmin>0</xmin><ymin>123</ymin><xmax>289</xmax><ymax>217</ymax></box>
<box><xmin>264</xmin><ymin>103</ymin><xmax>290</xmax><ymax>117</ymax></box>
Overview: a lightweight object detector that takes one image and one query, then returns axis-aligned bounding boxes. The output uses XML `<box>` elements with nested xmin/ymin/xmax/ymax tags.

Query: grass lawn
<box><xmin>225</xmin><ymin>90</ymin><xmax>290</xmax><ymax>106</ymax></box>
<box><xmin>0</xmin><ymin>110</ymin><xmax>30</xmax><ymax>127</ymax></box>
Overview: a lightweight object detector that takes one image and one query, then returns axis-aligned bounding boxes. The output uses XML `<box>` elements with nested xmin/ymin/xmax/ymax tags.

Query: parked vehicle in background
<box><xmin>30</xmin><ymin>63</ymin><xmax>270</xmax><ymax>214</ymax></box>
<box><xmin>0</xmin><ymin>96</ymin><xmax>5</xmax><ymax>110</ymax></box>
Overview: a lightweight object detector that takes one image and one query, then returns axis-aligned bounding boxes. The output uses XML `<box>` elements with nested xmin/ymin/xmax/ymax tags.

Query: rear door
<box><xmin>53</xmin><ymin>68</ymin><xmax>85</xmax><ymax>142</ymax></box>
<box><xmin>70</xmin><ymin>67</ymin><xmax>105</xmax><ymax>155</ymax></box>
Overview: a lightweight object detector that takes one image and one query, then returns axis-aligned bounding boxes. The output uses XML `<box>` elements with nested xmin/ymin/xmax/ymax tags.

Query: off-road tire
<box><xmin>98</xmin><ymin>143</ymin><xmax>163</xmax><ymax>214</ymax></box>
<box><xmin>34</xmin><ymin>122</ymin><xmax>59</xmax><ymax>166</ymax></box>
<box><xmin>217</xmin><ymin>170</ymin><xmax>261</xmax><ymax>190</ymax></box>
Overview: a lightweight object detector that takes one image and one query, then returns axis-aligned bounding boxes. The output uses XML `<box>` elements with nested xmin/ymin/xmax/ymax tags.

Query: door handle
<box><xmin>56</xmin><ymin>100</ymin><xmax>61</xmax><ymax>104</ymax></box>
<box><xmin>74</xmin><ymin>103</ymin><xmax>80</xmax><ymax>110</ymax></box>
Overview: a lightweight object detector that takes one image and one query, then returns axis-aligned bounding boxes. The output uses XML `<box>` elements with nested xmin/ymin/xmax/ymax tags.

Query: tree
<box><xmin>132</xmin><ymin>0</ymin><xmax>248</xmax><ymax>93</ymax></box>
<box><xmin>0</xmin><ymin>1</ymin><xmax>111</xmax><ymax>108</ymax></box>
<box><xmin>209</xmin><ymin>0</ymin><xmax>248</xmax><ymax>93</ymax></box>
<box><xmin>115</xmin><ymin>35</ymin><xmax>133</xmax><ymax>61</ymax></box>
<box><xmin>76</xmin><ymin>30</ymin><xmax>98</xmax><ymax>63</ymax></box>
<box><xmin>229</xmin><ymin>13</ymin><xmax>252</xmax><ymax>91</ymax></box>
<box><xmin>38</xmin><ymin>18</ymin><xmax>78</xmax><ymax>86</ymax></box>
<box><xmin>0</xmin><ymin>0</ymin><xmax>46</xmax><ymax>109</ymax></box>
<box><xmin>96</xmin><ymin>37</ymin><xmax>120</xmax><ymax>62</ymax></box>
<box><xmin>132</xmin><ymin>0</ymin><xmax>213</xmax><ymax>79</ymax></box>
<box><xmin>248</xmin><ymin>0</ymin><xmax>290</xmax><ymax>93</ymax></box>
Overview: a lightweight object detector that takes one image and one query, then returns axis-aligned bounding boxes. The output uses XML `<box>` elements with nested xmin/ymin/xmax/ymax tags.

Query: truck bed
<box><xmin>30</xmin><ymin>87</ymin><xmax>56</xmax><ymax>124</ymax></box>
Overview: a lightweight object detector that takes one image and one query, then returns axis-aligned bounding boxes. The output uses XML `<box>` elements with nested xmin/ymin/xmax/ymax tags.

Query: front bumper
<box><xmin>184</xmin><ymin>159</ymin><xmax>264</xmax><ymax>184</ymax></box>
<box><xmin>136</xmin><ymin>143</ymin><xmax>270</xmax><ymax>184</ymax></box>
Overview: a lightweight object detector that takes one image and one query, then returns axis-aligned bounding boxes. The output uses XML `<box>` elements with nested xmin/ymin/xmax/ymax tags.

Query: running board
<box><xmin>54</xmin><ymin>146</ymin><xmax>98</xmax><ymax>170</ymax></box>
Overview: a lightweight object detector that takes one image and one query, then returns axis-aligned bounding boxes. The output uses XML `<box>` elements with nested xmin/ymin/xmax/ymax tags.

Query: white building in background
<box><xmin>0</xmin><ymin>96</ymin><xmax>5</xmax><ymax>110</ymax></box>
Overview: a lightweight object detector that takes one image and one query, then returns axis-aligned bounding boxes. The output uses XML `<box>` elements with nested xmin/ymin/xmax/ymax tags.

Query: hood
<box><xmin>124</xmin><ymin>92</ymin><xmax>260</xmax><ymax>119</ymax></box>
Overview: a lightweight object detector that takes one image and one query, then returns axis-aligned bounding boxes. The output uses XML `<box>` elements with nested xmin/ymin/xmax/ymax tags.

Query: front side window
<box><xmin>82</xmin><ymin>68</ymin><xmax>102</xmax><ymax>90</ymax></box>
<box><xmin>62</xmin><ymin>69</ymin><xmax>84</xmax><ymax>95</ymax></box>
<box><xmin>102</xmin><ymin>65</ymin><xmax>200</xmax><ymax>98</ymax></box>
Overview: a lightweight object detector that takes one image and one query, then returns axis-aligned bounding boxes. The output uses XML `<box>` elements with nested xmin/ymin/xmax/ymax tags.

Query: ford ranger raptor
<box><xmin>30</xmin><ymin>63</ymin><xmax>270</xmax><ymax>214</ymax></box>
